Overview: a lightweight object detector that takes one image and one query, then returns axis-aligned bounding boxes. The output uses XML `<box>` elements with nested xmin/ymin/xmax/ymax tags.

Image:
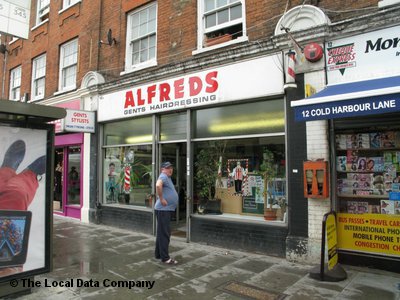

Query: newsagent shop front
<box><xmin>292</xmin><ymin>26</ymin><xmax>400</xmax><ymax>271</ymax></box>
<box><xmin>96</xmin><ymin>54</ymin><xmax>290</xmax><ymax>256</ymax></box>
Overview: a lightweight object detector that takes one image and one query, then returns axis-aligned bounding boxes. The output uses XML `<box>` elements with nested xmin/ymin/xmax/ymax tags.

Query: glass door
<box><xmin>159</xmin><ymin>143</ymin><xmax>187</xmax><ymax>238</ymax></box>
<box><xmin>54</xmin><ymin>133</ymin><xmax>83</xmax><ymax>219</ymax></box>
<box><xmin>53</xmin><ymin>148</ymin><xmax>64</xmax><ymax>213</ymax></box>
<box><xmin>53</xmin><ymin>145</ymin><xmax>81</xmax><ymax>217</ymax></box>
<box><xmin>66</xmin><ymin>146</ymin><xmax>81</xmax><ymax>208</ymax></box>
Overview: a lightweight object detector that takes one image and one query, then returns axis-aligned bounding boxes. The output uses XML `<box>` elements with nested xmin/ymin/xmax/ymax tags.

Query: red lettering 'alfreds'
<box><xmin>124</xmin><ymin>71</ymin><xmax>218</xmax><ymax>108</ymax></box>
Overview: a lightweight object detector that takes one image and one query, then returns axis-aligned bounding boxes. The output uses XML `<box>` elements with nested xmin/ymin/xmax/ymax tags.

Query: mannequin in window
<box><xmin>228</xmin><ymin>161</ymin><xmax>247</xmax><ymax>194</ymax></box>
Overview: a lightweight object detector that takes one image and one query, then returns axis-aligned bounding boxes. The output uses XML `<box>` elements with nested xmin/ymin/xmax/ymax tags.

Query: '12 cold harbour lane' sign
<box><xmin>294</xmin><ymin>96</ymin><xmax>400</xmax><ymax>122</ymax></box>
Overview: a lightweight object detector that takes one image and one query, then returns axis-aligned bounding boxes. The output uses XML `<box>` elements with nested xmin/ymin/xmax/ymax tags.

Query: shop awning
<box><xmin>291</xmin><ymin>75</ymin><xmax>400</xmax><ymax>122</ymax></box>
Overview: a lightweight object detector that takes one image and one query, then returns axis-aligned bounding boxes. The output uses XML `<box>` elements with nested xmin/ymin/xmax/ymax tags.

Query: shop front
<box><xmin>97</xmin><ymin>54</ymin><xmax>289</xmax><ymax>255</ymax></box>
<box><xmin>292</xmin><ymin>25</ymin><xmax>400</xmax><ymax>271</ymax></box>
<box><xmin>51</xmin><ymin>100</ymin><xmax>95</xmax><ymax>221</ymax></box>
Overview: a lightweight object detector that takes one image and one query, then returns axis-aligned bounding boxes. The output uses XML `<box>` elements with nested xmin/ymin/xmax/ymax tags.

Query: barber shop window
<box><xmin>102</xmin><ymin>117</ymin><xmax>153</xmax><ymax>207</ymax></box>
<box><xmin>192</xmin><ymin>99</ymin><xmax>287</xmax><ymax>222</ymax></box>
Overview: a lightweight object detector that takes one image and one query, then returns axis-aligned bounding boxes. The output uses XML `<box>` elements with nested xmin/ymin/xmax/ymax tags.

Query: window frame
<box><xmin>124</xmin><ymin>2</ymin><xmax>158</xmax><ymax>74</ymax></box>
<box><xmin>62</xmin><ymin>0</ymin><xmax>80</xmax><ymax>9</ymax></box>
<box><xmin>59</xmin><ymin>39</ymin><xmax>78</xmax><ymax>92</ymax></box>
<box><xmin>36</xmin><ymin>0</ymin><xmax>50</xmax><ymax>25</ymax></box>
<box><xmin>9</xmin><ymin>66</ymin><xmax>22</xmax><ymax>101</ymax></box>
<box><xmin>31</xmin><ymin>54</ymin><xmax>47</xmax><ymax>101</ymax></box>
<box><xmin>195</xmin><ymin>0</ymin><xmax>247</xmax><ymax>53</ymax></box>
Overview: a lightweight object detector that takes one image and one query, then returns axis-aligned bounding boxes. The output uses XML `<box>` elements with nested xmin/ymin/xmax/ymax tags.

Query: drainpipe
<box><xmin>1</xmin><ymin>48</ymin><xmax>7</xmax><ymax>99</ymax></box>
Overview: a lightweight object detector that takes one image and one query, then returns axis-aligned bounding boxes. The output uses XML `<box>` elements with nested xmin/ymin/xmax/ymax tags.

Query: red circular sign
<box><xmin>304</xmin><ymin>43</ymin><xmax>323</xmax><ymax>62</ymax></box>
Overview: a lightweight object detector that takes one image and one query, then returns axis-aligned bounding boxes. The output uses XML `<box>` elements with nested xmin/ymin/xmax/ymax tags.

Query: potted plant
<box><xmin>194</xmin><ymin>141</ymin><xmax>226</xmax><ymax>214</ymax></box>
<box><xmin>204</xmin><ymin>33</ymin><xmax>232</xmax><ymax>47</ymax></box>
<box><xmin>259</xmin><ymin>148</ymin><xmax>278</xmax><ymax>220</ymax></box>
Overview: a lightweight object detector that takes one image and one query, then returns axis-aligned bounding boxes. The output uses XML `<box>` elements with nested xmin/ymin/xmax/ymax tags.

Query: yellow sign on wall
<box><xmin>337</xmin><ymin>213</ymin><xmax>400</xmax><ymax>257</ymax></box>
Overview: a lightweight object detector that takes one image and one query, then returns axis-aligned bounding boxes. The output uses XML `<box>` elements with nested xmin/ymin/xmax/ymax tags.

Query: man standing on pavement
<box><xmin>154</xmin><ymin>161</ymin><xmax>178</xmax><ymax>264</ymax></box>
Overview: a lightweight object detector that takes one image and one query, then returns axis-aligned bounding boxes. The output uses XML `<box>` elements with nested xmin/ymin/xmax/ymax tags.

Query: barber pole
<box><xmin>286</xmin><ymin>50</ymin><xmax>296</xmax><ymax>83</ymax></box>
<box><xmin>124</xmin><ymin>165</ymin><xmax>131</xmax><ymax>193</ymax></box>
<box><xmin>242</xmin><ymin>160</ymin><xmax>250</xmax><ymax>196</ymax></box>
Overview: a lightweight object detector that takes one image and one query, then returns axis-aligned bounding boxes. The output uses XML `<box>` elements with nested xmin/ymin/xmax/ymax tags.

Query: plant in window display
<box><xmin>259</xmin><ymin>148</ymin><xmax>279</xmax><ymax>220</ymax></box>
<box><xmin>194</xmin><ymin>141</ymin><xmax>226</xmax><ymax>214</ymax></box>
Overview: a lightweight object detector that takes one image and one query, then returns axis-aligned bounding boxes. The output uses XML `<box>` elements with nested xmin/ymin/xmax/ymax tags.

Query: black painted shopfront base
<box><xmin>339</xmin><ymin>251</ymin><xmax>400</xmax><ymax>274</ymax></box>
<box><xmin>190</xmin><ymin>215</ymin><xmax>288</xmax><ymax>257</ymax></box>
<box><xmin>98</xmin><ymin>206</ymin><xmax>153</xmax><ymax>235</ymax></box>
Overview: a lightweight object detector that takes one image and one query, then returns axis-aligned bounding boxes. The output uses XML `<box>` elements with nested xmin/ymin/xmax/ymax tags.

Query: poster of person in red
<box><xmin>0</xmin><ymin>126</ymin><xmax>47</xmax><ymax>279</ymax></box>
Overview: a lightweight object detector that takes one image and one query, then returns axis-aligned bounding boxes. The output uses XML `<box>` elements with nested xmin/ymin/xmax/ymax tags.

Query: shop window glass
<box><xmin>103</xmin><ymin>145</ymin><xmax>152</xmax><ymax>207</ymax></box>
<box><xmin>193</xmin><ymin>99</ymin><xmax>284</xmax><ymax>138</ymax></box>
<box><xmin>335</xmin><ymin>129</ymin><xmax>400</xmax><ymax>213</ymax></box>
<box><xmin>193</xmin><ymin>136</ymin><xmax>286</xmax><ymax>221</ymax></box>
<box><xmin>160</xmin><ymin>112</ymin><xmax>187</xmax><ymax>141</ymax></box>
<box><xmin>103</xmin><ymin>117</ymin><xmax>152</xmax><ymax>145</ymax></box>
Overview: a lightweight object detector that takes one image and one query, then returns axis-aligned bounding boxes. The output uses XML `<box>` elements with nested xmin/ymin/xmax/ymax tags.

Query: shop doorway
<box><xmin>159</xmin><ymin>142</ymin><xmax>187</xmax><ymax>238</ymax></box>
<box><xmin>53</xmin><ymin>140</ymin><xmax>82</xmax><ymax>219</ymax></box>
<box><xmin>54</xmin><ymin>148</ymin><xmax>64</xmax><ymax>213</ymax></box>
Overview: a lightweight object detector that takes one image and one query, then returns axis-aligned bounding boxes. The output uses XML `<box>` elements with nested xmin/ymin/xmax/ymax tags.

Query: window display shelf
<box><xmin>337</xmin><ymin>147</ymin><xmax>400</xmax><ymax>151</ymax></box>
<box><xmin>338</xmin><ymin>195</ymin><xmax>388</xmax><ymax>199</ymax></box>
<box><xmin>337</xmin><ymin>170</ymin><xmax>379</xmax><ymax>174</ymax></box>
<box><xmin>335</xmin><ymin>130</ymin><xmax>400</xmax><ymax>215</ymax></box>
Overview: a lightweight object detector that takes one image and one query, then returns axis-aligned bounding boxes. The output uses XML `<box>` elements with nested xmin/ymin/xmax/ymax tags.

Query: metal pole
<box><xmin>152</xmin><ymin>115</ymin><xmax>158</xmax><ymax>236</ymax></box>
<box><xmin>176</xmin><ymin>144</ymin><xmax>179</xmax><ymax>225</ymax></box>
<box><xmin>186</xmin><ymin>109</ymin><xmax>192</xmax><ymax>243</ymax></box>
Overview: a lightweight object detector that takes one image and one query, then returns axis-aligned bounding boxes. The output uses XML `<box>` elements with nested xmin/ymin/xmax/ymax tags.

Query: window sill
<box><xmin>102</xmin><ymin>203</ymin><xmax>152</xmax><ymax>212</ymax></box>
<box><xmin>31</xmin><ymin>19</ymin><xmax>49</xmax><ymax>32</ymax></box>
<box><xmin>191</xmin><ymin>212</ymin><xmax>287</xmax><ymax>226</ymax></box>
<box><xmin>28</xmin><ymin>97</ymin><xmax>44</xmax><ymax>103</ymax></box>
<box><xmin>54</xmin><ymin>86</ymin><xmax>77</xmax><ymax>96</ymax></box>
<box><xmin>58</xmin><ymin>0</ymin><xmax>82</xmax><ymax>15</ymax></box>
<box><xmin>378</xmin><ymin>0</ymin><xmax>400</xmax><ymax>7</ymax></box>
<box><xmin>121</xmin><ymin>60</ymin><xmax>158</xmax><ymax>76</ymax></box>
<box><xmin>9</xmin><ymin>38</ymin><xmax>19</xmax><ymax>45</ymax></box>
<box><xmin>192</xmin><ymin>36</ymin><xmax>248</xmax><ymax>55</ymax></box>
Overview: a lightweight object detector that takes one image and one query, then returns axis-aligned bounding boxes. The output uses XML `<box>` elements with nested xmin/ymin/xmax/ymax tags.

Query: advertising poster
<box><xmin>326</xmin><ymin>213</ymin><xmax>338</xmax><ymax>270</ymax></box>
<box><xmin>326</xmin><ymin>25</ymin><xmax>400</xmax><ymax>84</ymax></box>
<box><xmin>0</xmin><ymin>125</ymin><xmax>47</xmax><ymax>280</ymax></box>
<box><xmin>337</xmin><ymin>213</ymin><xmax>400</xmax><ymax>257</ymax></box>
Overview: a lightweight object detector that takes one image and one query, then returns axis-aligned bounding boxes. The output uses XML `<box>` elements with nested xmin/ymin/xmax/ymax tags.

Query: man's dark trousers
<box><xmin>155</xmin><ymin>210</ymin><xmax>172</xmax><ymax>261</ymax></box>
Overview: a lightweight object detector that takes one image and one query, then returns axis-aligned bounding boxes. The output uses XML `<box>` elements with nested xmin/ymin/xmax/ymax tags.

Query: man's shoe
<box><xmin>27</xmin><ymin>155</ymin><xmax>46</xmax><ymax>176</ymax></box>
<box><xmin>1</xmin><ymin>140</ymin><xmax>26</xmax><ymax>170</ymax></box>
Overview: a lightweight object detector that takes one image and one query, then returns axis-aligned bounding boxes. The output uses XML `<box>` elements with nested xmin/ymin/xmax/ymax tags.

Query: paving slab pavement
<box><xmin>5</xmin><ymin>216</ymin><xmax>400</xmax><ymax>299</ymax></box>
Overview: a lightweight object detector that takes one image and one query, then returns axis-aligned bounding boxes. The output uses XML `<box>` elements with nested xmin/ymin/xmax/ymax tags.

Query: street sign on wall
<box><xmin>62</xmin><ymin>110</ymin><xmax>95</xmax><ymax>133</ymax></box>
